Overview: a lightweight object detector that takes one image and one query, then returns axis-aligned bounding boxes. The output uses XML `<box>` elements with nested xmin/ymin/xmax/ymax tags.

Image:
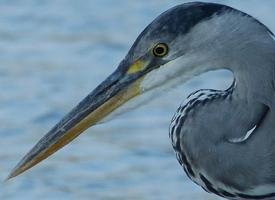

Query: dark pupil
<box><xmin>155</xmin><ymin>46</ymin><xmax>165</xmax><ymax>55</ymax></box>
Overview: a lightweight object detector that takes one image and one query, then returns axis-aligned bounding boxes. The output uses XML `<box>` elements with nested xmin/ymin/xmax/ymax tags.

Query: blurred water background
<box><xmin>0</xmin><ymin>0</ymin><xmax>275</xmax><ymax>199</ymax></box>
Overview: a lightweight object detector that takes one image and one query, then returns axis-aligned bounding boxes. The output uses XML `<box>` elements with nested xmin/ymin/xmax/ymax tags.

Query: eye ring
<box><xmin>152</xmin><ymin>43</ymin><xmax>169</xmax><ymax>57</ymax></box>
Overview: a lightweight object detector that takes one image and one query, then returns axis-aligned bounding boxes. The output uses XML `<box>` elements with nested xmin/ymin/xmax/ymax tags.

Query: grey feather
<box><xmin>161</xmin><ymin>2</ymin><xmax>275</xmax><ymax>200</ymax></box>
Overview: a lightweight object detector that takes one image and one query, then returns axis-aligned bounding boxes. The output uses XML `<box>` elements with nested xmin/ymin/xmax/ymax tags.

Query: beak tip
<box><xmin>6</xmin><ymin>168</ymin><xmax>20</xmax><ymax>181</ymax></box>
<box><xmin>4</xmin><ymin>176</ymin><xmax>12</xmax><ymax>182</ymax></box>
<box><xmin>6</xmin><ymin>161</ymin><xmax>27</xmax><ymax>181</ymax></box>
<box><xmin>5</xmin><ymin>172</ymin><xmax>15</xmax><ymax>182</ymax></box>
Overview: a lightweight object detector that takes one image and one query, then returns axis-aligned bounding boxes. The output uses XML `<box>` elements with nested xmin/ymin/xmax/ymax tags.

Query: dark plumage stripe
<box><xmin>219</xmin><ymin>189</ymin><xmax>236</xmax><ymax>198</ymax></box>
<box><xmin>184</xmin><ymin>158</ymin><xmax>195</xmax><ymax>177</ymax></box>
<box><xmin>236</xmin><ymin>193</ymin><xmax>275</xmax><ymax>199</ymax></box>
<box><xmin>199</xmin><ymin>174</ymin><xmax>220</xmax><ymax>195</ymax></box>
<box><xmin>176</xmin><ymin>152</ymin><xmax>196</xmax><ymax>178</ymax></box>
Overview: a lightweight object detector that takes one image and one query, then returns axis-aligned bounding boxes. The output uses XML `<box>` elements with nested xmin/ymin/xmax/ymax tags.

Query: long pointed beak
<box><xmin>7</xmin><ymin>59</ymin><xmax>148</xmax><ymax>180</ymax></box>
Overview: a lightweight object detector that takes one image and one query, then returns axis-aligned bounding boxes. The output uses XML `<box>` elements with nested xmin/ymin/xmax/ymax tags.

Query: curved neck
<box><xmin>206</xmin><ymin>37</ymin><xmax>275</xmax><ymax>107</ymax></box>
<box><xmin>184</xmin><ymin>10</ymin><xmax>275</xmax><ymax>106</ymax></box>
<box><xmin>175</xmin><ymin>88</ymin><xmax>269</xmax><ymax>191</ymax></box>
<box><xmin>179</xmin><ymin>87</ymin><xmax>267</xmax><ymax>146</ymax></box>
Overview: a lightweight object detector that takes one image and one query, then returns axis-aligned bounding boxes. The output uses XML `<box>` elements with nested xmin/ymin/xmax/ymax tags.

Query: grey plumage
<box><xmin>8</xmin><ymin>2</ymin><xmax>275</xmax><ymax>200</ymax></box>
<box><xmin>164</xmin><ymin>3</ymin><xmax>275</xmax><ymax>199</ymax></box>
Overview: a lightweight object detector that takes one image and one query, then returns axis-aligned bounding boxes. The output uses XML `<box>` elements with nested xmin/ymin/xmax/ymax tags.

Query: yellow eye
<box><xmin>152</xmin><ymin>43</ymin><xmax>169</xmax><ymax>57</ymax></box>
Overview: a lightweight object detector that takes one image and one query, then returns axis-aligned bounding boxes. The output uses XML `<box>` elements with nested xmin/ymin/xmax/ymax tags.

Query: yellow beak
<box><xmin>7</xmin><ymin>59</ymin><xmax>148</xmax><ymax>179</ymax></box>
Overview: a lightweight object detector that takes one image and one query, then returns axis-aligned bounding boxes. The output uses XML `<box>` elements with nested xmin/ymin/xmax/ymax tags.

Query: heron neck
<box><xmin>208</xmin><ymin>33</ymin><xmax>275</xmax><ymax>107</ymax></box>
<box><xmin>179</xmin><ymin>87</ymin><xmax>269</xmax><ymax>190</ymax></box>
<box><xmin>229</xmin><ymin>57</ymin><xmax>275</xmax><ymax>107</ymax></box>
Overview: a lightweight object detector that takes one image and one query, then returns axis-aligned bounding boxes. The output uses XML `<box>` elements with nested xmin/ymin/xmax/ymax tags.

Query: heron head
<box><xmin>8</xmin><ymin>2</ymin><xmax>273</xmax><ymax>179</ymax></box>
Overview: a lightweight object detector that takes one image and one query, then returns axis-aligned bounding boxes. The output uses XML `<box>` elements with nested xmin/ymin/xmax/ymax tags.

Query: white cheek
<box><xmin>141</xmin><ymin>54</ymin><xmax>209</xmax><ymax>93</ymax></box>
<box><xmin>102</xmin><ymin>55</ymin><xmax>197</xmax><ymax>123</ymax></box>
<box><xmin>102</xmin><ymin>53</ymin><xmax>213</xmax><ymax>123</ymax></box>
<box><xmin>141</xmin><ymin>59</ymin><xmax>183</xmax><ymax>92</ymax></box>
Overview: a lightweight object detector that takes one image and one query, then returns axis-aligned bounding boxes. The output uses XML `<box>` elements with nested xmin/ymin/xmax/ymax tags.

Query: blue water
<box><xmin>0</xmin><ymin>1</ymin><xmax>275</xmax><ymax>200</ymax></box>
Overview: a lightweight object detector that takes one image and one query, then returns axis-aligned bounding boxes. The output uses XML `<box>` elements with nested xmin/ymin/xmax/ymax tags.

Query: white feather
<box><xmin>228</xmin><ymin>125</ymin><xmax>257</xmax><ymax>143</ymax></box>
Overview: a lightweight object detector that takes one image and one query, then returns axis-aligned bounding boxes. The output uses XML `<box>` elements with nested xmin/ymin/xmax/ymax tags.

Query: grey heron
<box><xmin>7</xmin><ymin>2</ymin><xmax>275</xmax><ymax>199</ymax></box>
